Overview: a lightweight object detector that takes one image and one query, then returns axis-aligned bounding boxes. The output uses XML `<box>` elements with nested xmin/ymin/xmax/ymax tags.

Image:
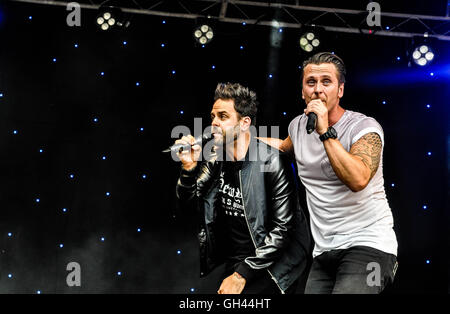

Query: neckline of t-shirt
<box><xmin>331</xmin><ymin>109</ymin><xmax>349</xmax><ymax>129</ymax></box>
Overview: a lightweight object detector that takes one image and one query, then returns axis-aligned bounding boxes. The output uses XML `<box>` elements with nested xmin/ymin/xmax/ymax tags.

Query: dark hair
<box><xmin>214</xmin><ymin>82</ymin><xmax>258</xmax><ymax>126</ymax></box>
<box><xmin>302</xmin><ymin>52</ymin><xmax>346</xmax><ymax>84</ymax></box>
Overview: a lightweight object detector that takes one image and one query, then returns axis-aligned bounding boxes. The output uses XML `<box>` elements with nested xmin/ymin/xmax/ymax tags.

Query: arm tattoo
<box><xmin>350</xmin><ymin>132</ymin><xmax>382</xmax><ymax>179</ymax></box>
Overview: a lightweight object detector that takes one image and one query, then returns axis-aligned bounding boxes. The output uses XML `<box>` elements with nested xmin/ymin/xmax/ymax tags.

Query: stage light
<box><xmin>299</xmin><ymin>31</ymin><xmax>320</xmax><ymax>52</ymax></box>
<box><xmin>96</xmin><ymin>6</ymin><xmax>129</xmax><ymax>31</ymax></box>
<box><xmin>412</xmin><ymin>45</ymin><xmax>434</xmax><ymax>66</ymax></box>
<box><xmin>193</xmin><ymin>24</ymin><xmax>214</xmax><ymax>45</ymax></box>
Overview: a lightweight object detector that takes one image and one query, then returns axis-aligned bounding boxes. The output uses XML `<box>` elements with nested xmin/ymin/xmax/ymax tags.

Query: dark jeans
<box><xmin>305</xmin><ymin>245</ymin><xmax>398</xmax><ymax>294</ymax></box>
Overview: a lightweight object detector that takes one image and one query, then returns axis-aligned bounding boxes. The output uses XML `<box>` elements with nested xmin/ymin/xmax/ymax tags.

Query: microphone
<box><xmin>306</xmin><ymin>112</ymin><xmax>317</xmax><ymax>134</ymax></box>
<box><xmin>162</xmin><ymin>132</ymin><xmax>213</xmax><ymax>153</ymax></box>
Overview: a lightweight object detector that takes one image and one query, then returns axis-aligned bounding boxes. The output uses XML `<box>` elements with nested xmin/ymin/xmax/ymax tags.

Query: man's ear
<box><xmin>338</xmin><ymin>83</ymin><xmax>344</xmax><ymax>99</ymax></box>
<box><xmin>240</xmin><ymin>117</ymin><xmax>252</xmax><ymax>131</ymax></box>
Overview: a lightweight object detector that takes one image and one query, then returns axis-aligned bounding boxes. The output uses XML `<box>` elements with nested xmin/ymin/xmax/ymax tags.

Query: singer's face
<box><xmin>302</xmin><ymin>63</ymin><xmax>344</xmax><ymax>111</ymax></box>
<box><xmin>210</xmin><ymin>99</ymin><xmax>242</xmax><ymax>146</ymax></box>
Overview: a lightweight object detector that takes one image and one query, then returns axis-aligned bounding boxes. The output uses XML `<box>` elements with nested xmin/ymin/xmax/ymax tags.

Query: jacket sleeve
<box><xmin>243</xmin><ymin>152</ymin><xmax>297</xmax><ymax>270</ymax></box>
<box><xmin>175</xmin><ymin>166</ymin><xmax>200</xmax><ymax>202</ymax></box>
<box><xmin>176</xmin><ymin>159</ymin><xmax>217</xmax><ymax>201</ymax></box>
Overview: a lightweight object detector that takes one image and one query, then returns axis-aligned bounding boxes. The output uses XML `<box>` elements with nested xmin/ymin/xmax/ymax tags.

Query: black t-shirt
<box><xmin>217</xmin><ymin>161</ymin><xmax>260</xmax><ymax>280</ymax></box>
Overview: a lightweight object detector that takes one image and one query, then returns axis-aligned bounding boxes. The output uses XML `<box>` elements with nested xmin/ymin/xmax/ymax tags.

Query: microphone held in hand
<box><xmin>306</xmin><ymin>112</ymin><xmax>317</xmax><ymax>134</ymax></box>
<box><xmin>162</xmin><ymin>132</ymin><xmax>213</xmax><ymax>153</ymax></box>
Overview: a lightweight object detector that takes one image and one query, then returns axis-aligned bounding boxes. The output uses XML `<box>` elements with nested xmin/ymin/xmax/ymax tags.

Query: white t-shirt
<box><xmin>288</xmin><ymin>110</ymin><xmax>398</xmax><ymax>258</ymax></box>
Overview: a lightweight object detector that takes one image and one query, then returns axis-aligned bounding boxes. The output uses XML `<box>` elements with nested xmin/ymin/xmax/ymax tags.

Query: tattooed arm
<box><xmin>322</xmin><ymin>132</ymin><xmax>382</xmax><ymax>192</ymax></box>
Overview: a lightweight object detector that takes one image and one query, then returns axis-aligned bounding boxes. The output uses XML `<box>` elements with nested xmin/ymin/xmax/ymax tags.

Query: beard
<box><xmin>212</xmin><ymin>124</ymin><xmax>240</xmax><ymax>147</ymax></box>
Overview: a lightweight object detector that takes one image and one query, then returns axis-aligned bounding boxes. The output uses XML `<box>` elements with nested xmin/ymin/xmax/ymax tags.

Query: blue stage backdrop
<box><xmin>0</xmin><ymin>0</ymin><xmax>448</xmax><ymax>293</ymax></box>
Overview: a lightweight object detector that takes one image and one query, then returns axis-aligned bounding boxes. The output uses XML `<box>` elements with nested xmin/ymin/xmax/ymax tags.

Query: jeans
<box><xmin>305</xmin><ymin>245</ymin><xmax>398</xmax><ymax>294</ymax></box>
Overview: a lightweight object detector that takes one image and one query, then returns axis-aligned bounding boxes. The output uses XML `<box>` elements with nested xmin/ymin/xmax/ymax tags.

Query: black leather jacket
<box><xmin>176</xmin><ymin>138</ymin><xmax>311</xmax><ymax>293</ymax></box>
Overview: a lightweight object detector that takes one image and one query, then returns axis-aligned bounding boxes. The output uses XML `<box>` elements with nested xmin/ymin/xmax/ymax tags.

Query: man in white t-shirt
<box><xmin>260</xmin><ymin>52</ymin><xmax>398</xmax><ymax>293</ymax></box>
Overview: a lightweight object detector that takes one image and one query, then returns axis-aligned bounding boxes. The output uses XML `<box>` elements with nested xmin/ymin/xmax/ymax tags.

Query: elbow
<box><xmin>348</xmin><ymin>178</ymin><xmax>370</xmax><ymax>193</ymax></box>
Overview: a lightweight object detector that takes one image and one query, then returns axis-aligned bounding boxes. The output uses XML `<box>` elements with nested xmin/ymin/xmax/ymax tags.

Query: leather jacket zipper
<box><xmin>238</xmin><ymin>170</ymin><xmax>284</xmax><ymax>294</ymax></box>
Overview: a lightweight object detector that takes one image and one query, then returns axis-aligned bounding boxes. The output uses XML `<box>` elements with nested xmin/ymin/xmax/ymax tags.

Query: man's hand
<box><xmin>175</xmin><ymin>135</ymin><xmax>202</xmax><ymax>171</ymax></box>
<box><xmin>304</xmin><ymin>99</ymin><xmax>328</xmax><ymax>135</ymax></box>
<box><xmin>217</xmin><ymin>272</ymin><xmax>246</xmax><ymax>294</ymax></box>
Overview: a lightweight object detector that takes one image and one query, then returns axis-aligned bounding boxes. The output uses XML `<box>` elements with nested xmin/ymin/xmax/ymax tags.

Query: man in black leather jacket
<box><xmin>175</xmin><ymin>83</ymin><xmax>311</xmax><ymax>294</ymax></box>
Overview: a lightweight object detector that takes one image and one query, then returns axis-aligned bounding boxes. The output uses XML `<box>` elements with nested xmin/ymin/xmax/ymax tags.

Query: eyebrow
<box><xmin>210</xmin><ymin>110</ymin><xmax>229</xmax><ymax>116</ymax></box>
<box><xmin>306</xmin><ymin>75</ymin><xmax>333</xmax><ymax>80</ymax></box>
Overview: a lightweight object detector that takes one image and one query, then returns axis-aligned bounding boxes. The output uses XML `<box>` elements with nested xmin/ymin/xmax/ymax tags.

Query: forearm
<box><xmin>256</xmin><ymin>137</ymin><xmax>284</xmax><ymax>150</ymax></box>
<box><xmin>323</xmin><ymin>139</ymin><xmax>371</xmax><ymax>192</ymax></box>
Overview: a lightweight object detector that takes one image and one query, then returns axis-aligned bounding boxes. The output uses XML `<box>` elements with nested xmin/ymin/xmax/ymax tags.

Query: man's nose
<box><xmin>211</xmin><ymin>117</ymin><xmax>220</xmax><ymax>127</ymax></box>
<box><xmin>314</xmin><ymin>83</ymin><xmax>324</xmax><ymax>94</ymax></box>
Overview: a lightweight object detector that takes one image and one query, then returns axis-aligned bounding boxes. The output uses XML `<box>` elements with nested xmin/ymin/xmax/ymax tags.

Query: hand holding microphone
<box><xmin>171</xmin><ymin>135</ymin><xmax>204</xmax><ymax>171</ymax></box>
<box><xmin>304</xmin><ymin>99</ymin><xmax>328</xmax><ymax>136</ymax></box>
